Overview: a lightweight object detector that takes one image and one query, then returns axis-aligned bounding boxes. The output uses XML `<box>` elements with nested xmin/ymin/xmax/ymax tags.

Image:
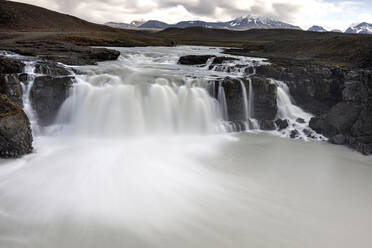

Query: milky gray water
<box><xmin>0</xmin><ymin>46</ymin><xmax>371</xmax><ymax>248</ymax></box>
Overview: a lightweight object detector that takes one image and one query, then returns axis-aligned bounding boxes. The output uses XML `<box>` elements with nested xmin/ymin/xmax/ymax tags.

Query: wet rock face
<box><xmin>0</xmin><ymin>94</ymin><xmax>32</xmax><ymax>158</ymax></box>
<box><xmin>178</xmin><ymin>55</ymin><xmax>215</xmax><ymax>65</ymax></box>
<box><xmin>250</xmin><ymin>76</ymin><xmax>277</xmax><ymax>121</ymax></box>
<box><xmin>0</xmin><ymin>74</ymin><xmax>23</xmax><ymax>107</ymax></box>
<box><xmin>256</xmin><ymin>64</ymin><xmax>344</xmax><ymax>115</ymax></box>
<box><xmin>35</xmin><ymin>61</ymin><xmax>71</xmax><ymax>76</ymax></box>
<box><xmin>178</xmin><ymin>55</ymin><xmax>238</xmax><ymax>66</ymax></box>
<box><xmin>30</xmin><ymin>76</ymin><xmax>73</xmax><ymax>125</ymax></box>
<box><xmin>211</xmin><ymin>76</ymin><xmax>277</xmax><ymax>123</ymax></box>
<box><xmin>0</xmin><ymin>57</ymin><xmax>24</xmax><ymax>74</ymax></box>
<box><xmin>257</xmin><ymin>62</ymin><xmax>372</xmax><ymax>155</ymax></box>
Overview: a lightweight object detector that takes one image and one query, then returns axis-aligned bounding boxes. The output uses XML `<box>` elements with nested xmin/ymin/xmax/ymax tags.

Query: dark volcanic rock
<box><xmin>290</xmin><ymin>130</ymin><xmax>299</xmax><ymax>139</ymax></box>
<box><xmin>0</xmin><ymin>57</ymin><xmax>24</xmax><ymax>74</ymax></box>
<box><xmin>0</xmin><ymin>74</ymin><xmax>23</xmax><ymax>107</ymax></box>
<box><xmin>296</xmin><ymin>118</ymin><xmax>305</xmax><ymax>124</ymax></box>
<box><xmin>210</xmin><ymin>76</ymin><xmax>277</xmax><ymax>122</ymax></box>
<box><xmin>216</xmin><ymin>77</ymin><xmax>245</xmax><ymax>121</ymax></box>
<box><xmin>250</xmin><ymin>76</ymin><xmax>277</xmax><ymax>121</ymax></box>
<box><xmin>30</xmin><ymin>76</ymin><xmax>73</xmax><ymax>125</ymax></box>
<box><xmin>211</xmin><ymin>56</ymin><xmax>239</xmax><ymax>65</ymax></box>
<box><xmin>256</xmin><ymin>61</ymin><xmax>372</xmax><ymax>155</ymax></box>
<box><xmin>0</xmin><ymin>94</ymin><xmax>32</xmax><ymax>158</ymax></box>
<box><xmin>327</xmin><ymin>102</ymin><xmax>361</xmax><ymax>134</ymax></box>
<box><xmin>41</xmin><ymin>47</ymin><xmax>121</xmax><ymax>66</ymax></box>
<box><xmin>259</xmin><ymin>120</ymin><xmax>276</xmax><ymax>130</ymax></box>
<box><xmin>256</xmin><ymin>64</ymin><xmax>344</xmax><ymax>115</ymax></box>
<box><xmin>35</xmin><ymin>61</ymin><xmax>71</xmax><ymax>76</ymax></box>
<box><xmin>275</xmin><ymin>119</ymin><xmax>289</xmax><ymax>130</ymax></box>
<box><xmin>178</xmin><ymin>55</ymin><xmax>215</xmax><ymax>65</ymax></box>
<box><xmin>330</xmin><ymin>134</ymin><xmax>346</xmax><ymax>145</ymax></box>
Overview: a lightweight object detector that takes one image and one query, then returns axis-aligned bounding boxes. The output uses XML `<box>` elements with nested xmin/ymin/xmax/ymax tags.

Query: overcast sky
<box><xmin>13</xmin><ymin>0</ymin><xmax>372</xmax><ymax>31</ymax></box>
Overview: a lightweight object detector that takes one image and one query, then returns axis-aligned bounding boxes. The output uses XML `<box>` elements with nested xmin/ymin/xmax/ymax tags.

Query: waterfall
<box><xmin>217</xmin><ymin>82</ymin><xmax>228</xmax><ymax>121</ymax></box>
<box><xmin>273</xmin><ymin>79</ymin><xmax>325</xmax><ymax>140</ymax></box>
<box><xmin>247</xmin><ymin>78</ymin><xmax>254</xmax><ymax>119</ymax></box>
<box><xmin>238</xmin><ymin>79</ymin><xmax>249</xmax><ymax>121</ymax></box>
<box><xmin>21</xmin><ymin>61</ymin><xmax>40</xmax><ymax>135</ymax></box>
<box><xmin>57</xmin><ymin>75</ymin><xmax>228</xmax><ymax>136</ymax></box>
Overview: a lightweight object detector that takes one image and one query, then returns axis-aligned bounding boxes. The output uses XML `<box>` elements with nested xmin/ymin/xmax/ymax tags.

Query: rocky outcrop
<box><xmin>250</xmin><ymin>76</ymin><xmax>277</xmax><ymax>121</ymax></box>
<box><xmin>0</xmin><ymin>94</ymin><xmax>32</xmax><ymax>158</ymax></box>
<box><xmin>178</xmin><ymin>55</ymin><xmax>238</xmax><ymax>66</ymax></box>
<box><xmin>1</xmin><ymin>41</ymin><xmax>121</xmax><ymax>66</ymax></box>
<box><xmin>35</xmin><ymin>61</ymin><xmax>71</xmax><ymax>76</ymax></box>
<box><xmin>0</xmin><ymin>57</ymin><xmax>24</xmax><ymax>74</ymax></box>
<box><xmin>30</xmin><ymin>76</ymin><xmax>73</xmax><ymax>125</ymax></box>
<box><xmin>210</xmin><ymin>76</ymin><xmax>277</xmax><ymax>126</ymax></box>
<box><xmin>0</xmin><ymin>74</ymin><xmax>23</xmax><ymax>107</ymax></box>
<box><xmin>257</xmin><ymin>62</ymin><xmax>372</xmax><ymax>155</ymax></box>
<box><xmin>256</xmin><ymin>63</ymin><xmax>344</xmax><ymax>115</ymax></box>
<box><xmin>178</xmin><ymin>55</ymin><xmax>214</xmax><ymax>65</ymax></box>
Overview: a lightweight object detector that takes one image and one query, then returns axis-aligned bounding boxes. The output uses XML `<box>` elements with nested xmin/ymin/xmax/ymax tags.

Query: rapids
<box><xmin>0</xmin><ymin>46</ymin><xmax>372</xmax><ymax>248</ymax></box>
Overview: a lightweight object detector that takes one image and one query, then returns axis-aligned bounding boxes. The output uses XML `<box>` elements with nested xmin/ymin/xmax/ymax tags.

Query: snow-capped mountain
<box><xmin>105</xmin><ymin>20</ymin><xmax>145</xmax><ymax>29</ymax></box>
<box><xmin>345</xmin><ymin>22</ymin><xmax>372</xmax><ymax>34</ymax></box>
<box><xmin>138</xmin><ymin>15</ymin><xmax>301</xmax><ymax>30</ymax></box>
<box><xmin>308</xmin><ymin>25</ymin><xmax>327</xmax><ymax>32</ymax></box>
<box><xmin>225</xmin><ymin>16</ymin><xmax>301</xmax><ymax>30</ymax></box>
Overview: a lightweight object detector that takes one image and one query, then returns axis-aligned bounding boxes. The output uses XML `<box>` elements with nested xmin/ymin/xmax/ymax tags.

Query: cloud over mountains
<box><xmin>13</xmin><ymin>0</ymin><xmax>371</xmax><ymax>30</ymax></box>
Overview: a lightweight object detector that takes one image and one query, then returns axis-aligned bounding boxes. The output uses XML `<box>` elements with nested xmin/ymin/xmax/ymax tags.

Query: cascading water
<box><xmin>57</xmin><ymin>75</ymin><xmax>226</xmax><ymax>136</ymax></box>
<box><xmin>20</xmin><ymin>61</ymin><xmax>40</xmax><ymax>135</ymax></box>
<box><xmin>273</xmin><ymin>79</ymin><xmax>325</xmax><ymax>140</ymax></box>
<box><xmin>217</xmin><ymin>82</ymin><xmax>229</xmax><ymax>121</ymax></box>
<box><xmin>1</xmin><ymin>46</ymin><xmax>372</xmax><ymax>248</ymax></box>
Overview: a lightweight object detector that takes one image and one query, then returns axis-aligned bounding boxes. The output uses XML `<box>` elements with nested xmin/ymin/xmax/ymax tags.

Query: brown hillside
<box><xmin>0</xmin><ymin>0</ymin><xmax>112</xmax><ymax>32</ymax></box>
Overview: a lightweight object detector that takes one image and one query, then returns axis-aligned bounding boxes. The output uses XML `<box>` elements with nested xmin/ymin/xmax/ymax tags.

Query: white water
<box><xmin>274</xmin><ymin>79</ymin><xmax>325</xmax><ymax>140</ymax></box>
<box><xmin>20</xmin><ymin>62</ymin><xmax>40</xmax><ymax>135</ymax></box>
<box><xmin>1</xmin><ymin>46</ymin><xmax>371</xmax><ymax>248</ymax></box>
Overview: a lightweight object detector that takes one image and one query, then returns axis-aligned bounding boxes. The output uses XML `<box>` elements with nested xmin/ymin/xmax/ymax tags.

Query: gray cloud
<box><xmin>14</xmin><ymin>0</ymin><xmax>364</xmax><ymax>30</ymax></box>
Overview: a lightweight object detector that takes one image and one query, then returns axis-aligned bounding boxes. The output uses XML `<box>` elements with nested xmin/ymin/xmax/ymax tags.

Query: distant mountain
<box><xmin>345</xmin><ymin>22</ymin><xmax>372</xmax><ymax>34</ymax></box>
<box><xmin>139</xmin><ymin>20</ymin><xmax>170</xmax><ymax>29</ymax></box>
<box><xmin>308</xmin><ymin>25</ymin><xmax>327</xmax><ymax>32</ymax></box>
<box><xmin>105</xmin><ymin>20</ymin><xmax>145</xmax><ymax>29</ymax></box>
<box><xmin>138</xmin><ymin>15</ymin><xmax>302</xmax><ymax>30</ymax></box>
<box><xmin>331</xmin><ymin>29</ymin><xmax>342</xmax><ymax>33</ymax></box>
<box><xmin>224</xmin><ymin>16</ymin><xmax>301</xmax><ymax>30</ymax></box>
<box><xmin>105</xmin><ymin>22</ymin><xmax>134</xmax><ymax>29</ymax></box>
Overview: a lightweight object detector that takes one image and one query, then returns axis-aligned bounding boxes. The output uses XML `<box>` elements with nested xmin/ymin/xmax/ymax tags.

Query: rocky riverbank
<box><xmin>179</xmin><ymin>54</ymin><xmax>371</xmax><ymax>155</ymax></box>
<box><xmin>254</xmin><ymin>61</ymin><xmax>372</xmax><ymax>155</ymax></box>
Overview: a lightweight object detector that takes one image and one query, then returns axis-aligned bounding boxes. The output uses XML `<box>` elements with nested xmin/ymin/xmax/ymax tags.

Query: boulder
<box><xmin>0</xmin><ymin>74</ymin><xmax>23</xmax><ymax>107</ymax></box>
<box><xmin>259</xmin><ymin>120</ymin><xmax>276</xmax><ymax>130</ymax></box>
<box><xmin>290</xmin><ymin>130</ymin><xmax>299</xmax><ymax>139</ymax></box>
<box><xmin>35</xmin><ymin>61</ymin><xmax>71</xmax><ymax>76</ymax></box>
<box><xmin>211</xmin><ymin>56</ymin><xmax>239</xmax><ymax>65</ymax></box>
<box><xmin>0</xmin><ymin>94</ymin><xmax>32</xmax><ymax>158</ymax></box>
<box><xmin>326</xmin><ymin>102</ymin><xmax>361</xmax><ymax>134</ymax></box>
<box><xmin>178</xmin><ymin>55</ymin><xmax>215</xmax><ymax>65</ymax></box>
<box><xmin>329</xmin><ymin>134</ymin><xmax>346</xmax><ymax>145</ymax></box>
<box><xmin>30</xmin><ymin>76</ymin><xmax>73</xmax><ymax>125</ymax></box>
<box><xmin>351</xmin><ymin>106</ymin><xmax>372</xmax><ymax>137</ymax></box>
<box><xmin>275</xmin><ymin>119</ymin><xmax>289</xmax><ymax>130</ymax></box>
<box><xmin>0</xmin><ymin>57</ymin><xmax>24</xmax><ymax>74</ymax></box>
<box><xmin>296</xmin><ymin>118</ymin><xmax>305</xmax><ymax>124</ymax></box>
